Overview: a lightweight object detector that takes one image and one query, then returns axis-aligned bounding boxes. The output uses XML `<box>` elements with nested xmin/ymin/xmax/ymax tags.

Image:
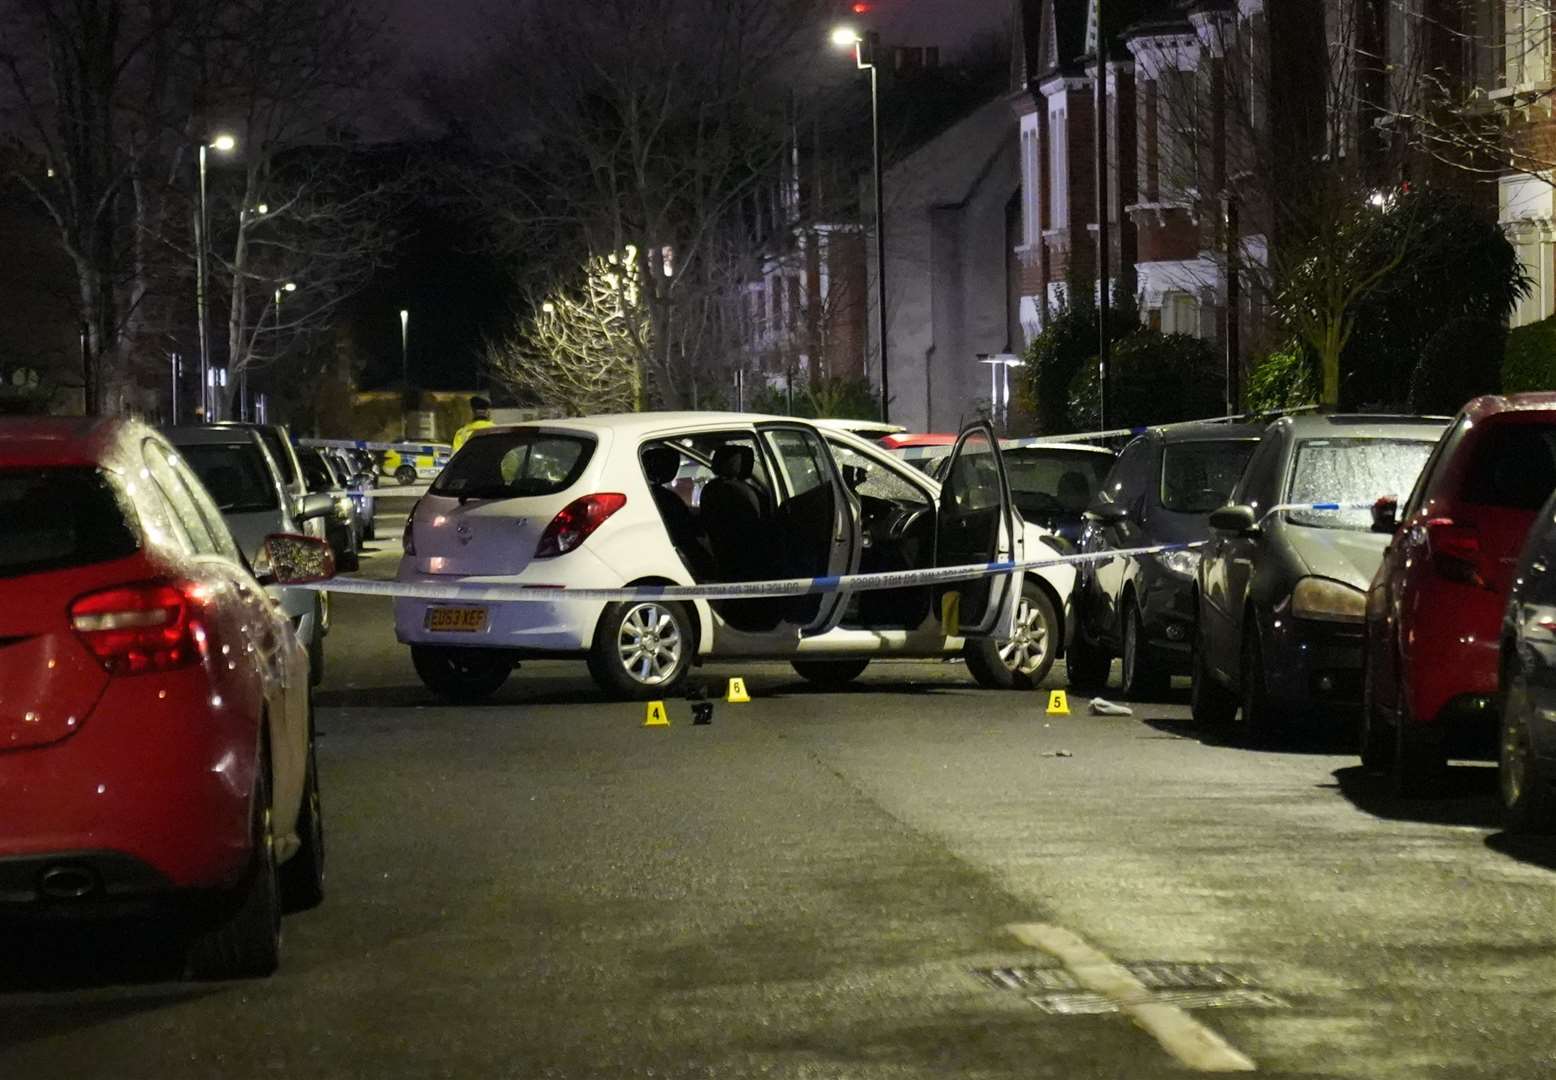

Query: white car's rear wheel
<box><xmin>589</xmin><ymin>601</ymin><xmax>693</xmax><ymax>699</ymax></box>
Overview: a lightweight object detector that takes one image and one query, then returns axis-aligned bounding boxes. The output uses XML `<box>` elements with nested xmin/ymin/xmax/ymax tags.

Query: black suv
<box><xmin>1067</xmin><ymin>422</ymin><xmax>1264</xmax><ymax>696</ymax></box>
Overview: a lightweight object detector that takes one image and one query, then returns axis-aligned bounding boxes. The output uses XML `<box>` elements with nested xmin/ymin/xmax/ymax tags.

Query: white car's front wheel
<box><xmin>965</xmin><ymin>581</ymin><xmax>1057</xmax><ymax>690</ymax></box>
<box><xmin>588</xmin><ymin>600</ymin><xmax>694</xmax><ymax>700</ymax></box>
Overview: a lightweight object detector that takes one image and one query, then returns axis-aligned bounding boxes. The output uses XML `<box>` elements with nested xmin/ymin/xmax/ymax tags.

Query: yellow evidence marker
<box><xmin>941</xmin><ymin>591</ymin><xmax>961</xmax><ymax>638</ymax></box>
<box><xmin>643</xmin><ymin>700</ymin><xmax>671</xmax><ymax>727</ymax></box>
<box><xmin>725</xmin><ymin>677</ymin><xmax>751</xmax><ymax>704</ymax></box>
<box><xmin>1046</xmin><ymin>690</ymin><xmax>1070</xmax><ymax>717</ymax></box>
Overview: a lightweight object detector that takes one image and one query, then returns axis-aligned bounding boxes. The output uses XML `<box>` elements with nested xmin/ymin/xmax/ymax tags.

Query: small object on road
<box><xmin>643</xmin><ymin>701</ymin><xmax>670</xmax><ymax>727</ymax></box>
<box><xmin>1046</xmin><ymin>690</ymin><xmax>1071</xmax><ymax>716</ymax></box>
<box><xmin>692</xmin><ymin>702</ymin><xmax>713</xmax><ymax>726</ymax></box>
<box><xmin>725</xmin><ymin>677</ymin><xmax>750</xmax><ymax>704</ymax></box>
<box><xmin>1089</xmin><ymin>697</ymin><xmax>1134</xmax><ymax>717</ymax></box>
<box><xmin>1042</xmin><ymin>749</ymin><xmax>1074</xmax><ymax>758</ymax></box>
<box><xmin>685</xmin><ymin>683</ymin><xmax>706</xmax><ymax>702</ymax></box>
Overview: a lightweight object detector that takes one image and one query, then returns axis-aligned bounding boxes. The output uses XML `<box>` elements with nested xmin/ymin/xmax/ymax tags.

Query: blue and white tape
<box><xmin>302</xmin><ymin>541</ymin><xmax>1204</xmax><ymax>604</ymax></box>
<box><xmin>1256</xmin><ymin>501</ymin><xmax>1380</xmax><ymax>525</ymax></box>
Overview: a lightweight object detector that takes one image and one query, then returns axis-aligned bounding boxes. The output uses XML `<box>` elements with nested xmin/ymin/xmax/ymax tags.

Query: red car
<box><xmin>1362</xmin><ymin>394</ymin><xmax>1556</xmax><ymax>794</ymax></box>
<box><xmin>0</xmin><ymin>417</ymin><xmax>332</xmax><ymax>977</ymax></box>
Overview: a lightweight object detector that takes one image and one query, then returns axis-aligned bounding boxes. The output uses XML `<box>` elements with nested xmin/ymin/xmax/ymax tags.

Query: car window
<box><xmin>0</xmin><ymin>467</ymin><xmax>140</xmax><ymax>579</ymax></box>
<box><xmin>143</xmin><ymin>440</ymin><xmax>220</xmax><ymax>555</ymax></box>
<box><xmin>299</xmin><ymin>451</ymin><xmax>335</xmax><ymax>493</ymax></box>
<box><xmin>1286</xmin><ymin>438</ymin><xmax>1437</xmax><ymax>529</ymax></box>
<box><xmin>828</xmin><ymin>440</ymin><xmax>930</xmax><ymax>506</ymax></box>
<box><xmin>179</xmin><ymin>441</ymin><xmax>281</xmax><ymax>515</ymax></box>
<box><xmin>1405</xmin><ymin>415</ymin><xmax>1466</xmax><ymax>518</ymax></box>
<box><xmin>433</xmin><ymin>431</ymin><xmax>594</xmax><ymax>499</ymax></box>
<box><xmin>1101</xmin><ymin>438</ymin><xmax>1149</xmax><ymax>505</ymax></box>
<box><xmin>943</xmin><ymin>430</ymin><xmax>1002</xmax><ymax>513</ymax></box>
<box><xmin>762</xmin><ymin>428</ymin><xmax>832</xmax><ymax>498</ymax></box>
<box><xmin>1231</xmin><ymin>431</ymin><xmax>1284</xmax><ymax>511</ymax></box>
<box><xmin>1001</xmin><ymin>448</ymin><xmax>1113</xmax><ymax>517</ymax></box>
<box><xmin>1160</xmin><ymin>440</ymin><xmax>1258</xmax><ymax>513</ymax></box>
<box><xmin>170</xmin><ymin>455</ymin><xmax>243</xmax><ymax>563</ymax></box>
<box><xmin>1460</xmin><ymin>421</ymin><xmax>1556</xmax><ymax>510</ymax></box>
<box><xmin>253</xmin><ymin>427</ymin><xmax>299</xmax><ymax>488</ymax></box>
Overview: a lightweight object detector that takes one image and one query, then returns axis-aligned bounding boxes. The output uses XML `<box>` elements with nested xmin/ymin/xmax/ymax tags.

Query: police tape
<box><xmin>299</xmin><ymin>540</ymin><xmax>1206</xmax><ymax>604</ymax></box>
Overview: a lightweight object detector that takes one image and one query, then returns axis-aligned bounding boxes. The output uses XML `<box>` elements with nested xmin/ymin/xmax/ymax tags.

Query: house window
<box><xmin>1162</xmin><ymin>291</ymin><xmax>1200</xmax><ymax>336</ymax></box>
<box><xmin>1507</xmin><ymin>0</ymin><xmax>1551</xmax><ymax>87</ymax></box>
<box><xmin>1048</xmin><ymin>102</ymin><xmax>1068</xmax><ymax>226</ymax></box>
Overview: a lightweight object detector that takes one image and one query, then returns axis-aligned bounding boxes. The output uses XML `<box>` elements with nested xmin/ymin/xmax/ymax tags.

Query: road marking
<box><xmin>1007</xmin><ymin>923</ymin><xmax>1257</xmax><ymax>1073</ymax></box>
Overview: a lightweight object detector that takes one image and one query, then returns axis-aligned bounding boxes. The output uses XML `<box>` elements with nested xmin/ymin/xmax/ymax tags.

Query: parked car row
<box><xmin>0</xmin><ymin>416</ymin><xmax>336</xmax><ymax>977</ymax></box>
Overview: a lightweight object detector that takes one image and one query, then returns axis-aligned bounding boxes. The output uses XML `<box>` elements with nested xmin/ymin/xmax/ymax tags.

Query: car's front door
<box><xmin>754</xmin><ymin>423</ymin><xmax>862</xmax><ymax>636</ymax></box>
<box><xmin>934</xmin><ymin>421</ymin><xmax>1019</xmax><ymax>639</ymax></box>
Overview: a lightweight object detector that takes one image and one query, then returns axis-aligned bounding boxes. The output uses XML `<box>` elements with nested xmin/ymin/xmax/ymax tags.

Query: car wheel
<box><xmin>186</xmin><ymin>744</ymin><xmax>282</xmax><ymax>980</ymax></box>
<box><xmin>280</xmin><ymin>709</ymin><xmax>325</xmax><ymax>912</ymax></box>
<box><xmin>1501</xmin><ymin>675</ymin><xmax>1556</xmax><ymax>833</ymax></box>
<box><xmin>1240</xmin><ymin>620</ymin><xmax>1284</xmax><ymax>746</ymax></box>
<box><xmin>411</xmin><ymin>645</ymin><xmax>516</xmax><ymax>703</ymax></box>
<box><xmin>1389</xmin><ymin>688</ymin><xmax>1445</xmax><ymax>798</ymax></box>
<box><xmin>1359</xmin><ymin>664</ymin><xmax>1396</xmax><ymax>772</ymax></box>
<box><xmin>395</xmin><ymin>465</ymin><xmax>418</xmax><ymax>486</ymax></box>
<box><xmin>1120</xmin><ymin>602</ymin><xmax>1169</xmax><ymax>700</ymax></box>
<box><xmin>588</xmin><ymin>601</ymin><xmax>693</xmax><ymax>700</ymax></box>
<box><xmin>364</xmin><ymin>517</ymin><xmax>376</xmax><ymax>542</ymax></box>
<box><xmin>791</xmin><ymin>658</ymin><xmax>871</xmax><ymax>687</ymax></box>
<box><xmin>1064</xmin><ymin>627</ymin><xmax>1111</xmax><ymax>692</ymax></box>
<box><xmin>1190</xmin><ymin>623</ymin><xmax>1238</xmax><ymax>728</ymax></box>
<box><xmin>965</xmin><ymin>581</ymin><xmax>1057</xmax><ymax>690</ymax></box>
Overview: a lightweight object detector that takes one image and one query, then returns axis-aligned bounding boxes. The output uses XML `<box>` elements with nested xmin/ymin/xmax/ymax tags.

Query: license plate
<box><xmin>425</xmin><ymin>606</ymin><xmax>488</xmax><ymax>633</ymax></box>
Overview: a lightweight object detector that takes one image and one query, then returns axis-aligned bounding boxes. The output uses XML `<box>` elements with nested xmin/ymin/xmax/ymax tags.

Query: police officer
<box><xmin>452</xmin><ymin>395</ymin><xmax>494</xmax><ymax>451</ymax></box>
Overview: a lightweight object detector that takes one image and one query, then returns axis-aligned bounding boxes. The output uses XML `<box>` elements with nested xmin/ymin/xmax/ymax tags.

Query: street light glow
<box><xmin>283</xmin><ymin>281</ymin><xmax>297</xmax><ymax>292</ymax></box>
<box><xmin>210</xmin><ymin>134</ymin><xmax>237</xmax><ymax>153</ymax></box>
<box><xmin>542</xmin><ymin>301</ymin><xmax>556</xmax><ymax>314</ymax></box>
<box><xmin>831</xmin><ymin>26</ymin><xmax>861</xmax><ymax>48</ymax></box>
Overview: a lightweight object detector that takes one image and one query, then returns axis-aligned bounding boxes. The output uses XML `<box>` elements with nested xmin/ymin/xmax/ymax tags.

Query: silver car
<box><xmin>167</xmin><ymin>426</ymin><xmax>336</xmax><ymax>683</ymax></box>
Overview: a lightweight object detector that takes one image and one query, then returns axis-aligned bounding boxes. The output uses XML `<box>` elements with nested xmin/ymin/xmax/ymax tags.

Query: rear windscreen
<box><xmin>0</xmin><ymin>468</ymin><xmax>139</xmax><ymax>579</ymax></box>
<box><xmin>180</xmin><ymin>442</ymin><xmax>282</xmax><ymax>514</ymax></box>
<box><xmin>1462</xmin><ymin>423</ymin><xmax>1556</xmax><ymax>510</ymax></box>
<box><xmin>432</xmin><ymin>432</ymin><xmax>595</xmax><ymax>500</ymax></box>
<box><xmin>1160</xmin><ymin>440</ymin><xmax>1258</xmax><ymax>513</ymax></box>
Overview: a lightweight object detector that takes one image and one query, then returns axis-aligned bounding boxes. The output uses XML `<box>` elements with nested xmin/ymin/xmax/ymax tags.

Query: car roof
<box><xmin>1001</xmin><ymin>440</ymin><xmax>1115</xmax><ymax>456</ymax></box>
<box><xmin>483</xmin><ymin>411</ymin><xmax>806</xmax><ymax>440</ymax></box>
<box><xmin>1153</xmin><ymin>421</ymin><xmax>1267</xmax><ymax>443</ymax></box>
<box><xmin>0</xmin><ymin>415</ymin><xmax>131</xmax><ymax>466</ymax></box>
<box><xmin>811</xmin><ymin>418</ymin><xmax>908</xmax><ymax>436</ymax></box>
<box><xmin>1462</xmin><ymin>392</ymin><xmax>1556</xmax><ymax>421</ymax></box>
<box><xmin>165</xmin><ymin>425</ymin><xmax>268</xmax><ymax>447</ymax></box>
<box><xmin>1271</xmin><ymin>413</ymin><xmax>1449</xmax><ymax>440</ymax></box>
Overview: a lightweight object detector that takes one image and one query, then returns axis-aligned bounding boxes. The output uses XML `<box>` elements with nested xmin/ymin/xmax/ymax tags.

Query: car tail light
<box><xmin>1425</xmin><ymin>517</ymin><xmax>1488</xmax><ymax>588</ymax></box>
<box><xmin>69</xmin><ymin>581</ymin><xmax>206</xmax><ymax>675</ymax></box>
<box><xmin>403</xmin><ymin>498</ymin><xmax>421</xmax><ymax>555</ymax></box>
<box><xmin>535</xmin><ymin>494</ymin><xmax>627</xmax><ymax>558</ymax></box>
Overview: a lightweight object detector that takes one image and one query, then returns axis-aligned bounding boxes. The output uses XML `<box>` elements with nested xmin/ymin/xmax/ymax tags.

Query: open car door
<box><xmin>936</xmin><ymin>421</ymin><xmax>1020</xmax><ymax>638</ymax></box>
<box><xmin>754</xmin><ymin>423</ymin><xmax>863</xmax><ymax>637</ymax></box>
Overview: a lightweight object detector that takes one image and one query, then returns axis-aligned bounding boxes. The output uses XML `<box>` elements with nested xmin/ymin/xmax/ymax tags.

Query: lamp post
<box><xmin>832</xmin><ymin>26</ymin><xmax>890</xmax><ymax>424</ymax></box>
<box><xmin>400</xmin><ymin>308</ymin><xmax>410</xmax><ymax>438</ymax></box>
<box><xmin>196</xmin><ymin>133</ymin><xmax>236</xmax><ymax>422</ymax></box>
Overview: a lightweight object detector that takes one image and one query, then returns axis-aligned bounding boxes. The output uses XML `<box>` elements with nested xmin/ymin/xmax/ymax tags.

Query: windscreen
<box><xmin>1160</xmin><ymin>440</ymin><xmax>1258</xmax><ymax>513</ymax></box>
<box><xmin>1003</xmin><ymin>449</ymin><xmax>1114</xmax><ymax>519</ymax></box>
<box><xmin>1461</xmin><ymin>423</ymin><xmax>1556</xmax><ymax>510</ymax></box>
<box><xmin>1287</xmin><ymin>438</ymin><xmax>1436</xmax><ymax>529</ymax></box>
<box><xmin>180</xmin><ymin>442</ymin><xmax>282</xmax><ymax>515</ymax></box>
<box><xmin>432</xmin><ymin>431</ymin><xmax>594</xmax><ymax>500</ymax></box>
<box><xmin>0</xmin><ymin>468</ymin><xmax>139</xmax><ymax>579</ymax></box>
<box><xmin>298</xmin><ymin>449</ymin><xmax>335</xmax><ymax>493</ymax></box>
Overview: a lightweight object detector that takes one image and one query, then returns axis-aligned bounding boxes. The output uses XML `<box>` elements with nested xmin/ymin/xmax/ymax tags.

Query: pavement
<box><xmin>1</xmin><ymin>498</ymin><xmax>1552</xmax><ymax>1078</ymax></box>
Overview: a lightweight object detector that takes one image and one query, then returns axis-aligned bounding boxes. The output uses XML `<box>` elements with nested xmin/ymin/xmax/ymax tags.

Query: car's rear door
<box><xmin>934</xmin><ymin>421</ymin><xmax>1019</xmax><ymax>638</ymax></box>
<box><xmin>754</xmin><ymin>423</ymin><xmax>862</xmax><ymax>636</ymax></box>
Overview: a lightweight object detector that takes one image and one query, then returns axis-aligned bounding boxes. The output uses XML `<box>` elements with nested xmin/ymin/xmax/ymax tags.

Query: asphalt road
<box><xmin>1</xmin><ymin>503</ymin><xmax>1552</xmax><ymax>1078</ymax></box>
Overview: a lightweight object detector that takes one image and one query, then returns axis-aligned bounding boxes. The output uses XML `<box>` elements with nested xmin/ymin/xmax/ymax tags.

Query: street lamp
<box><xmin>832</xmin><ymin>25</ymin><xmax>890</xmax><ymax>424</ymax></box>
<box><xmin>196</xmin><ymin>132</ymin><xmax>237</xmax><ymax>422</ymax></box>
<box><xmin>400</xmin><ymin>309</ymin><xmax>411</xmax><ymax>438</ymax></box>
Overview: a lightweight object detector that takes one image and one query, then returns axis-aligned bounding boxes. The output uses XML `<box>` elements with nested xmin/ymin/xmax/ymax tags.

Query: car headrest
<box><xmin>642</xmin><ymin>446</ymin><xmax>681</xmax><ymax>485</ymax></box>
<box><xmin>712</xmin><ymin>445</ymin><xmax>754</xmax><ymax>480</ymax></box>
<box><xmin>1057</xmin><ymin>470</ymin><xmax>1091</xmax><ymax>511</ymax></box>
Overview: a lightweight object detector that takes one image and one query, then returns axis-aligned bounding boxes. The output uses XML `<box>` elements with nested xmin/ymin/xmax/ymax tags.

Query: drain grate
<box><xmin>975</xmin><ymin>963</ymin><xmax>1289</xmax><ymax>1015</ymax></box>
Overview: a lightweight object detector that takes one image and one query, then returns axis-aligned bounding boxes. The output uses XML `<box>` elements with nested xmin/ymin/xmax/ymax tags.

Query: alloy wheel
<box><xmin>617</xmin><ymin>603</ymin><xmax>684</xmax><ymax>686</ymax></box>
<box><xmin>998</xmin><ymin>596</ymin><xmax>1051</xmax><ymax>676</ymax></box>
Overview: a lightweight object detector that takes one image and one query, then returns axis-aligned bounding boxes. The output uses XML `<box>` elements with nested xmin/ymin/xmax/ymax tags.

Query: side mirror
<box><xmin>1086</xmin><ymin>501</ymin><xmax>1130</xmax><ymax>526</ymax></box>
<box><xmin>1209</xmin><ymin>504</ymin><xmax>1259</xmax><ymax>536</ymax></box>
<box><xmin>295</xmin><ymin>492</ymin><xmax>335</xmax><ymax>523</ymax></box>
<box><xmin>1371</xmin><ymin>496</ymin><xmax>1400</xmax><ymax>535</ymax></box>
<box><xmin>255</xmin><ymin>534</ymin><xmax>335</xmax><ymax>586</ymax></box>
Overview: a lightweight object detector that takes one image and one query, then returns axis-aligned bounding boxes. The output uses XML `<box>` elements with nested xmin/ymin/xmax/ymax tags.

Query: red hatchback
<box><xmin>1362</xmin><ymin>394</ymin><xmax>1556</xmax><ymax>794</ymax></box>
<box><xmin>0</xmin><ymin>417</ymin><xmax>331</xmax><ymax>977</ymax></box>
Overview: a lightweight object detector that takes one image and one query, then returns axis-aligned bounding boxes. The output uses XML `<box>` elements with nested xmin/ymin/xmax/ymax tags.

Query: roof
<box><xmin>1152</xmin><ymin>420</ymin><xmax>1267</xmax><ymax>443</ymax></box>
<box><xmin>886</xmin><ymin>96</ymin><xmax>1014</xmax><ymax>208</ymax></box>
<box><xmin>1272</xmin><ymin>414</ymin><xmax>1450</xmax><ymax>440</ymax></box>
<box><xmin>487</xmin><ymin>411</ymin><xmax>793</xmax><ymax>439</ymax></box>
<box><xmin>165</xmin><ymin>425</ymin><xmax>268</xmax><ymax>447</ymax></box>
<box><xmin>0</xmin><ymin>415</ymin><xmax>126</xmax><ymax>466</ymax></box>
<box><xmin>1463</xmin><ymin>392</ymin><xmax>1556</xmax><ymax>420</ymax></box>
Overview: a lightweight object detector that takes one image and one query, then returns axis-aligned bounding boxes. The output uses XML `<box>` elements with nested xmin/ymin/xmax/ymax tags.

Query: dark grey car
<box><xmin>1068</xmin><ymin>422</ymin><xmax>1264</xmax><ymax>696</ymax></box>
<box><xmin>1192</xmin><ymin>414</ymin><xmax>1446</xmax><ymax>740</ymax></box>
<box><xmin>1497</xmin><ymin>487</ymin><xmax>1556</xmax><ymax>833</ymax></box>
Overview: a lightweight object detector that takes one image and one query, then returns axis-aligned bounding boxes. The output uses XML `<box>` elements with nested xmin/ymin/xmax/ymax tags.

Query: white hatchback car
<box><xmin>394</xmin><ymin>414</ymin><xmax>1077</xmax><ymax>700</ymax></box>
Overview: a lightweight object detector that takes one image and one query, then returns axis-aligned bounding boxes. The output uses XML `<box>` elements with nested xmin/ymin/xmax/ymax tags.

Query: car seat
<box><xmin>642</xmin><ymin>446</ymin><xmax>711</xmax><ymax>573</ymax></box>
<box><xmin>1057</xmin><ymin>470</ymin><xmax>1092</xmax><ymax>514</ymax></box>
<box><xmin>700</xmin><ymin>445</ymin><xmax>768</xmax><ymax>580</ymax></box>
